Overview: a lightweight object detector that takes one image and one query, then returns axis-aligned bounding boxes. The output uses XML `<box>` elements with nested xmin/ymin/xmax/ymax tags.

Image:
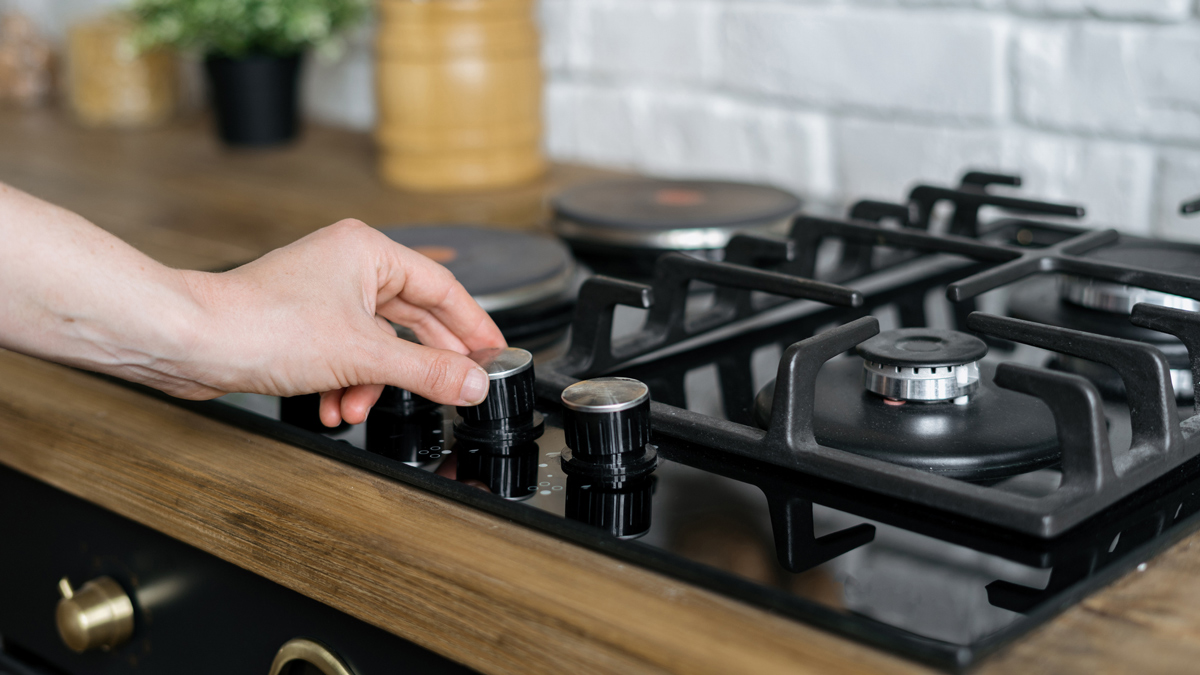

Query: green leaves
<box><xmin>131</xmin><ymin>0</ymin><xmax>368</xmax><ymax>58</ymax></box>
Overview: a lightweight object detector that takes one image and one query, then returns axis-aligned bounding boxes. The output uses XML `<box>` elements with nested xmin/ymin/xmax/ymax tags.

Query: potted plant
<box><xmin>131</xmin><ymin>0</ymin><xmax>367</xmax><ymax>146</ymax></box>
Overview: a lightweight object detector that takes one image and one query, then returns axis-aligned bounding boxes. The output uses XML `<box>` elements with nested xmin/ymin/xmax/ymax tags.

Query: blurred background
<box><xmin>3</xmin><ymin>0</ymin><xmax>1199</xmax><ymax>238</ymax></box>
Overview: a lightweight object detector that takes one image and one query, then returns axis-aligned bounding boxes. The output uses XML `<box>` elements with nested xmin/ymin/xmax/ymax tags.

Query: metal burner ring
<box><xmin>1057</xmin><ymin>275</ymin><xmax>1200</xmax><ymax>315</ymax></box>
<box><xmin>862</xmin><ymin>360</ymin><xmax>980</xmax><ymax>402</ymax></box>
<box><xmin>1054</xmin><ymin>354</ymin><xmax>1195</xmax><ymax>400</ymax></box>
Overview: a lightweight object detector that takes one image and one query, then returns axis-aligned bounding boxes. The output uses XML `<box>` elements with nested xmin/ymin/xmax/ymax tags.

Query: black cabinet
<box><xmin>0</xmin><ymin>464</ymin><xmax>473</xmax><ymax>675</ymax></box>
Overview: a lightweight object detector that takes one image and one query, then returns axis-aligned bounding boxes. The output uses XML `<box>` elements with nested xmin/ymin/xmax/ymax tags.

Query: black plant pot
<box><xmin>205</xmin><ymin>53</ymin><xmax>302</xmax><ymax>147</ymax></box>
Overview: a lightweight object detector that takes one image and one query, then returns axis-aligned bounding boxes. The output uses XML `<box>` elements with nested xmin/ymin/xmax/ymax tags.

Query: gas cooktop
<box><xmin>162</xmin><ymin>171</ymin><xmax>1200</xmax><ymax>672</ymax></box>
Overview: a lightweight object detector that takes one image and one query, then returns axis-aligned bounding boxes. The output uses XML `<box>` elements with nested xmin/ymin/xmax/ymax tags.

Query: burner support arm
<box><xmin>763</xmin><ymin>316</ymin><xmax>880</xmax><ymax>459</ymax></box>
<box><xmin>559</xmin><ymin>278</ymin><xmax>653</xmax><ymax>375</ymax></box>
<box><xmin>967</xmin><ymin>312</ymin><xmax>1184</xmax><ymax>474</ymax></box>
<box><xmin>553</xmin><ymin>253</ymin><xmax>863</xmax><ymax>379</ymax></box>
<box><xmin>710</xmin><ymin>234</ymin><xmax>795</xmax><ymax>319</ymax></box>
<box><xmin>1131</xmin><ymin>303</ymin><xmax>1200</xmax><ymax>414</ymax></box>
<box><xmin>993</xmin><ymin>363</ymin><xmax>1115</xmax><ymax>494</ymax></box>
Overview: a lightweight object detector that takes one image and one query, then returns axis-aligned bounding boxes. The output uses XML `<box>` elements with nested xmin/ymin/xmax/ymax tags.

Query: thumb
<box><xmin>380</xmin><ymin>338</ymin><xmax>492</xmax><ymax>406</ymax></box>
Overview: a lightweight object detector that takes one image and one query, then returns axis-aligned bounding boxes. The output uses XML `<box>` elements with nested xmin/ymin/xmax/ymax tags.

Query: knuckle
<box><xmin>421</xmin><ymin>353</ymin><xmax>462</xmax><ymax>398</ymax></box>
<box><xmin>436</xmin><ymin>264</ymin><xmax>458</xmax><ymax>284</ymax></box>
<box><xmin>326</xmin><ymin>219</ymin><xmax>372</xmax><ymax>247</ymax></box>
<box><xmin>331</xmin><ymin>217</ymin><xmax>368</xmax><ymax>232</ymax></box>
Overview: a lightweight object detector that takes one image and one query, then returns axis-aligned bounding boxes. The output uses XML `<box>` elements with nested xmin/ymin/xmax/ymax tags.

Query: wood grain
<box><xmin>0</xmin><ymin>350</ymin><xmax>928</xmax><ymax>675</ymax></box>
<box><xmin>0</xmin><ymin>106</ymin><xmax>601</xmax><ymax>271</ymax></box>
<box><xmin>976</xmin><ymin>534</ymin><xmax>1200</xmax><ymax>674</ymax></box>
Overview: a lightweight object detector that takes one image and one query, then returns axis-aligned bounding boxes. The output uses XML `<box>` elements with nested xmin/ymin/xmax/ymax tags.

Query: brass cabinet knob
<box><xmin>56</xmin><ymin>576</ymin><xmax>135</xmax><ymax>653</ymax></box>
<box><xmin>269</xmin><ymin>638</ymin><xmax>355</xmax><ymax>675</ymax></box>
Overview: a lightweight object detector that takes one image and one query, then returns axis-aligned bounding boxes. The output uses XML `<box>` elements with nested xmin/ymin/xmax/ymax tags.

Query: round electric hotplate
<box><xmin>754</xmin><ymin>359</ymin><xmax>1061</xmax><ymax>482</ymax></box>
<box><xmin>381</xmin><ymin>225</ymin><xmax>582</xmax><ymax>347</ymax></box>
<box><xmin>551</xmin><ymin>178</ymin><xmax>800</xmax><ymax>277</ymax></box>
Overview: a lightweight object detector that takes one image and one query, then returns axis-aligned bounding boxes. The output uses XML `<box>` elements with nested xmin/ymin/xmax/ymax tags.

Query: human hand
<box><xmin>177</xmin><ymin>219</ymin><xmax>505</xmax><ymax>426</ymax></box>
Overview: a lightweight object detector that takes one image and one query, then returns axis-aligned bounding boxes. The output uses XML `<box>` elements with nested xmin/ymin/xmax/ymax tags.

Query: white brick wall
<box><xmin>546</xmin><ymin>0</ymin><xmax>1200</xmax><ymax>236</ymax></box>
<box><xmin>719</xmin><ymin>7</ymin><xmax>1010</xmax><ymax>122</ymax></box>
<box><xmin>16</xmin><ymin>0</ymin><xmax>1200</xmax><ymax>237</ymax></box>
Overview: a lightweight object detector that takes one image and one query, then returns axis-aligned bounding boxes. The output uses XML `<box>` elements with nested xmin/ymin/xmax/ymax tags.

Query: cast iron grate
<box><xmin>538</xmin><ymin>172</ymin><xmax>1200</xmax><ymax>538</ymax></box>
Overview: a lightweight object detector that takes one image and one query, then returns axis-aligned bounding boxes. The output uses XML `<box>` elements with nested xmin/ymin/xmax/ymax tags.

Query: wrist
<box><xmin>168</xmin><ymin>268</ymin><xmax>231</xmax><ymax>397</ymax></box>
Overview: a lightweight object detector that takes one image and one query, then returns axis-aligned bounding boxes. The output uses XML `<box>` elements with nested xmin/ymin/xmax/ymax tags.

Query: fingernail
<box><xmin>459</xmin><ymin>367</ymin><xmax>490</xmax><ymax>405</ymax></box>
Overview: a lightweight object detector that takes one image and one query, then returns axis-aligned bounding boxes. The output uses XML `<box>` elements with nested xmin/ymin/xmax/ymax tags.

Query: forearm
<box><xmin>1</xmin><ymin>182</ymin><xmax>501</xmax><ymax>420</ymax></box>
<box><xmin>0</xmin><ymin>182</ymin><xmax>210</xmax><ymax>395</ymax></box>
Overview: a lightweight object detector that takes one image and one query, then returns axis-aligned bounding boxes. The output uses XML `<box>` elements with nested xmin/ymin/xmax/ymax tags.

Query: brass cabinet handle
<box><xmin>55</xmin><ymin>576</ymin><xmax>135</xmax><ymax>653</ymax></box>
<box><xmin>268</xmin><ymin>638</ymin><xmax>355</xmax><ymax>675</ymax></box>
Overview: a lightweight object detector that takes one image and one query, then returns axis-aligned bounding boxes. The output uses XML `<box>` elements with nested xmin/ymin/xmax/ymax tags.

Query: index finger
<box><xmin>375</xmin><ymin>233</ymin><xmax>507</xmax><ymax>352</ymax></box>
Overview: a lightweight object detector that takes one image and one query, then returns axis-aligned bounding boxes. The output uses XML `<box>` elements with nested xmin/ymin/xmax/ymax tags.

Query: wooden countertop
<box><xmin>1</xmin><ymin>107</ymin><xmax>1198</xmax><ymax>674</ymax></box>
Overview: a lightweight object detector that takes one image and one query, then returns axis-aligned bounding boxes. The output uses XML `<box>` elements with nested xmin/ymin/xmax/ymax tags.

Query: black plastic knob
<box><xmin>366</xmin><ymin>387</ymin><xmax>443</xmax><ymax>463</ymax></box>
<box><xmin>280</xmin><ymin>393</ymin><xmax>349</xmax><ymax>434</ymax></box>
<box><xmin>455</xmin><ymin>442</ymin><xmax>539</xmax><ymax>500</ymax></box>
<box><xmin>560</xmin><ymin>377</ymin><xmax>657</xmax><ymax>480</ymax></box>
<box><xmin>561</xmin><ymin>377</ymin><xmax>651</xmax><ymax>458</ymax></box>
<box><xmin>376</xmin><ymin>385</ymin><xmax>438</xmax><ymax>416</ymax></box>
<box><xmin>453</xmin><ymin>347</ymin><xmax>544</xmax><ymax>444</ymax></box>
<box><xmin>565</xmin><ymin>475</ymin><xmax>654</xmax><ymax>539</ymax></box>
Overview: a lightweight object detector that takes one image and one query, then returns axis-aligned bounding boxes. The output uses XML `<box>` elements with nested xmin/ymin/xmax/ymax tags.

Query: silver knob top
<box><xmin>468</xmin><ymin>347</ymin><xmax>533</xmax><ymax>380</ymax></box>
<box><xmin>561</xmin><ymin>377</ymin><xmax>650</xmax><ymax>413</ymax></box>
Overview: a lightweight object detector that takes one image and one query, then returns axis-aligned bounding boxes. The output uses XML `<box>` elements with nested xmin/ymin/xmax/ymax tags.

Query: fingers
<box><xmin>374</xmin><ymin>337</ymin><xmax>491</xmax><ymax>406</ymax></box>
<box><xmin>315</xmin><ymin>316</ymin><xmax>489</xmax><ymax>427</ymax></box>
<box><xmin>340</xmin><ymin>384</ymin><xmax>384</xmax><ymax>424</ymax></box>
<box><xmin>377</xmin><ymin>237</ymin><xmax>507</xmax><ymax>352</ymax></box>
<box><xmin>319</xmin><ymin>389</ymin><xmax>345</xmax><ymax>427</ymax></box>
<box><xmin>316</xmin><ymin>385</ymin><xmax>384</xmax><ymax>427</ymax></box>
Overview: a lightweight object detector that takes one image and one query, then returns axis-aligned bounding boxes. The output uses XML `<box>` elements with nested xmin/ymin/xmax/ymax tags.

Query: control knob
<box><xmin>366</xmin><ymin>386</ymin><xmax>443</xmax><ymax>463</ymax></box>
<box><xmin>565</xmin><ymin>474</ymin><xmax>654</xmax><ymax>539</ymax></box>
<box><xmin>559</xmin><ymin>377</ymin><xmax>657</xmax><ymax>480</ymax></box>
<box><xmin>280</xmin><ymin>393</ymin><xmax>349</xmax><ymax>434</ymax></box>
<box><xmin>453</xmin><ymin>347</ymin><xmax>544</xmax><ymax>444</ymax></box>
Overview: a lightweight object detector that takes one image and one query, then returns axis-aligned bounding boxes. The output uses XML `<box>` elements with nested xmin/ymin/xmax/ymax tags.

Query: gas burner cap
<box><xmin>856</xmin><ymin>329</ymin><xmax>987</xmax><ymax>402</ymax></box>
<box><xmin>1057</xmin><ymin>275</ymin><xmax>1200</xmax><ymax>315</ymax></box>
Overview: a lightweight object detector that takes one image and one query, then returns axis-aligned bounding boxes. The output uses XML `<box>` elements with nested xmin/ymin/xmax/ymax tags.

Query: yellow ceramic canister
<box><xmin>375</xmin><ymin>0</ymin><xmax>545</xmax><ymax>191</ymax></box>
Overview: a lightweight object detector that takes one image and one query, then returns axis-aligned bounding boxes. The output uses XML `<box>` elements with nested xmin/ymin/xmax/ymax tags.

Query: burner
<box><xmin>551</xmin><ymin>178</ymin><xmax>800</xmax><ymax>277</ymax></box>
<box><xmin>857</xmin><ymin>328</ymin><xmax>986</xmax><ymax>403</ymax></box>
<box><xmin>1057</xmin><ymin>239</ymin><xmax>1200</xmax><ymax>314</ymax></box>
<box><xmin>754</xmin><ymin>329</ymin><xmax>1060</xmax><ymax>482</ymax></box>
<box><xmin>381</xmin><ymin>226</ymin><xmax>582</xmax><ymax>348</ymax></box>
<box><xmin>1058</xmin><ymin>276</ymin><xmax>1200</xmax><ymax>314</ymax></box>
<box><xmin>1009</xmin><ymin>276</ymin><xmax>1193</xmax><ymax>400</ymax></box>
<box><xmin>1050</xmin><ymin>354</ymin><xmax>1195</xmax><ymax>402</ymax></box>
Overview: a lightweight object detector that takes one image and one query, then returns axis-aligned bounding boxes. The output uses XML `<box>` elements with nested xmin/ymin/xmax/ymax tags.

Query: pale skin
<box><xmin>0</xmin><ymin>181</ymin><xmax>505</xmax><ymax>426</ymax></box>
